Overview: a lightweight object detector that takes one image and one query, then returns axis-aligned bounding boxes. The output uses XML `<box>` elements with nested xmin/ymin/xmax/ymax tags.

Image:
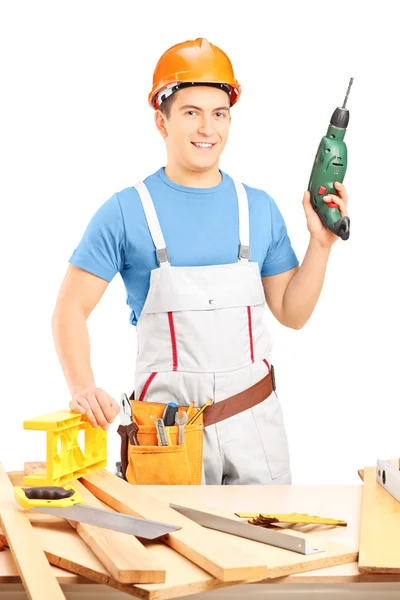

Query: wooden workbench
<box><xmin>2</xmin><ymin>481</ymin><xmax>400</xmax><ymax>599</ymax></box>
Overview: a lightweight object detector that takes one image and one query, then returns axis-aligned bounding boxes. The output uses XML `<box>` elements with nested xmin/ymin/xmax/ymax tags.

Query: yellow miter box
<box><xmin>23</xmin><ymin>410</ymin><xmax>107</xmax><ymax>487</ymax></box>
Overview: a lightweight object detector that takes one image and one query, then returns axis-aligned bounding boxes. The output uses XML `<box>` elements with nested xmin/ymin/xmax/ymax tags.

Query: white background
<box><xmin>1</xmin><ymin>0</ymin><xmax>398</xmax><ymax>485</ymax></box>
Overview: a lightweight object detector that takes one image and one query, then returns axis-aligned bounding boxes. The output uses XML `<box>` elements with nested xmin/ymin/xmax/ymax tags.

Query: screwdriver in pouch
<box><xmin>162</xmin><ymin>402</ymin><xmax>179</xmax><ymax>426</ymax></box>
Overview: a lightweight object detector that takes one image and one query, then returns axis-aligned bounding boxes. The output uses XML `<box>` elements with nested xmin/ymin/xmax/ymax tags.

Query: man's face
<box><xmin>157</xmin><ymin>86</ymin><xmax>231</xmax><ymax>172</ymax></box>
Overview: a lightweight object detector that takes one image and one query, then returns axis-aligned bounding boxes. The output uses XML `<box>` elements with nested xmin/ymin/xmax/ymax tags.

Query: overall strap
<box><xmin>232</xmin><ymin>179</ymin><xmax>250</xmax><ymax>262</ymax></box>
<box><xmin>134</xmin><ymin>178</ymin><xmax>250</xmax><ymax>266</ymax></box>
<box><xmin>133</xmin><ymin>181</ymin><xmax>170</xmax><ymax>267</ymax></box>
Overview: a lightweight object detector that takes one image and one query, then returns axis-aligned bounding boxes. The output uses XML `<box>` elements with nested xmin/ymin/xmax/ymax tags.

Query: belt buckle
<box><xmin>270</xmin><ymin>364</ymin><xmax>276</xmax><ymax>391</ymax></box>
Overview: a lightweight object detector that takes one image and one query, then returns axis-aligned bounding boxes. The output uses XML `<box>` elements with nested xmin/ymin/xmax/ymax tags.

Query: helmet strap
<box><xmin>156</xmin><ymin>82</ymin><xmax>232</xmax><ymax>108</ymax></box>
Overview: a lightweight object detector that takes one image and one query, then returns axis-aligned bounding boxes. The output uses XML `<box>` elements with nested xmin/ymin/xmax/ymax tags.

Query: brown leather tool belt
<box><xmin>127</xmin><ymin>365</ymin><xmax>276</xmax><ymax>426</ymax></box>
<box><xmin>202</xmin><ymin>364</ymin><xmax>276</xmax><ymax>427</ymax></box>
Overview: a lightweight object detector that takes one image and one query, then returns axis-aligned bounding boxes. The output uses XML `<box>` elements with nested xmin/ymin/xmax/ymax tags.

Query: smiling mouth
<box><xmin>191</xmin><ymin>142</ymin><xmax>216</xmax><ymax>150</ymax></box>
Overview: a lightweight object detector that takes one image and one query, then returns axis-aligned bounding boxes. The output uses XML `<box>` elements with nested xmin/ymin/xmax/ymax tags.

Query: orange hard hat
<box><xmin>148</xmin><ymin>38</ymin><xmax>241</xmax><ymax>110</ymax></box>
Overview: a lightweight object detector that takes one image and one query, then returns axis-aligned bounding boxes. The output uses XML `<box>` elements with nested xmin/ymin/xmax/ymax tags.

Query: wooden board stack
<box><xmin>0</xmin><ymin>464</ymin><xmax>356</xmax><ymax>599</ymax></box>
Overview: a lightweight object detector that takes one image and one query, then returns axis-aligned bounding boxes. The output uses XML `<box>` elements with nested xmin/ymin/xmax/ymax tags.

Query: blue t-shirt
<box><xmin>69</xmin><ymin>167</ymin><xmax>299</xmax><ymax>325</ymax></box>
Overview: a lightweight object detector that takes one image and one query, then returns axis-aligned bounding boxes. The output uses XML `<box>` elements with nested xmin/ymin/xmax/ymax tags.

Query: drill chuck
<box><xmin>330</xmin><ymin>107</ymin><xmax>349</xmax><ymax>129</ymax></box>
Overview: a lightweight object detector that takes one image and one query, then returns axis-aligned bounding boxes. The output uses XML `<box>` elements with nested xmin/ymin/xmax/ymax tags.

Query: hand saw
<box><xmin>14</xmin><ymin>485</ymin><xmax>181</xmax><ymax>539</ymax></box>
<box><xmin>170</xmin><ymin>503</ymin><xmax>325</xmax><ymax>555</ymax></box>
<box><xmin>235</xmin><ymin>512</ymin><xmax>347</xmax><ymax>527</ymax></box>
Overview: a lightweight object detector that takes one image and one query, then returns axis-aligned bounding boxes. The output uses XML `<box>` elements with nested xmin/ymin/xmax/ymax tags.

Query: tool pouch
<box><xmin>123</xmin><ymin>368</ymin><xmax>275</xmax><ymax>485</ymax></box>
<box><xmin>125</xmin><ymin>400</ymin><xmax>204</xmax><ymax>485</ymax></box>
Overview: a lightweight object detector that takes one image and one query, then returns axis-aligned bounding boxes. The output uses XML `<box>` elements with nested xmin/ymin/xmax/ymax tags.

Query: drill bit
<box><xmin>342</xmin><ymin>77</ymin><xmax>354</xmax><ymax>109</ymax></box>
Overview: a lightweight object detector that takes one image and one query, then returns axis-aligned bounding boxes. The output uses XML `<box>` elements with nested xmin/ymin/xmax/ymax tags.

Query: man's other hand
<box><xmin>69</xmin><ymin>387</ymin><xmax>120</xmax><ymax>430</ymax></box>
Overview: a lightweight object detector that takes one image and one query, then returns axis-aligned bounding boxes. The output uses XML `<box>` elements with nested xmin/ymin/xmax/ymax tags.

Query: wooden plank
<box><xmin>359</xmin><ymin>465</ymin><xmax>400</xmax><ymax>572</ymax></box>
<box><xmin>0</xmin><ymin>463</ymin><xmax>66</xmax><ymax>600</ymax></box>
<box><xmin>67</xmin><ymin>479</ymin><xmax>165</xmax><ymax>584</ymax></box>
<box><xmin>24</xmin><ymin>462</ymin><xmax>46</xmax><ymax>476</ymax></box>
<box><xmin>81</xmin><ymin>470</ymin><xmax>268</xmax><ymax>583</ymax></box>
<box><xmin>81</xmin><ymin>470</ymin><xmax>356</xmax><ymax>585</ymax></box>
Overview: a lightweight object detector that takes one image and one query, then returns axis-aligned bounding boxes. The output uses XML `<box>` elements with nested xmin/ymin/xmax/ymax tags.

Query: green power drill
<box><xmin>308</xmin><ymin>77</ymin><xmax>354</xmax><ymax>240</ymax></box>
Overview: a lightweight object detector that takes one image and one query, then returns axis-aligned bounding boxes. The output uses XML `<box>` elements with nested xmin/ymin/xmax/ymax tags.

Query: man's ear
<box><xmin>154</xmin><ymin>110</ymin><xmax>168</xmax><ymax>138</ymax></box>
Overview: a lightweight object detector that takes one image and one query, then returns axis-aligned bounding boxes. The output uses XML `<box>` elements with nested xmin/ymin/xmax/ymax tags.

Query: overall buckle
<box><xmin>239</xmin><ymin>244</ymin><xmax>250</xmax><ymax>260</ymax></box>
<box><xmin>156</xmin><ymin>247</ymin><xmax>170</xmax><ymax>265</ymax></box>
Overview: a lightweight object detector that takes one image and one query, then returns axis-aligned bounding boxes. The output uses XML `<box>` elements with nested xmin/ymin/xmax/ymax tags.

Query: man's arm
<box><xmin>262</xmin><ymin>181</ymin><xmax>348</xmax><ymax>330</ymax></box>
<box><xmin>262</xmin><ymin>237</ymin><xmax>330</xmax><ymax>329</ymax></box>
<box><xmin>52</xmin><ymin>264</ymin><xmax>119</xmax><ymax>429</ymax></box>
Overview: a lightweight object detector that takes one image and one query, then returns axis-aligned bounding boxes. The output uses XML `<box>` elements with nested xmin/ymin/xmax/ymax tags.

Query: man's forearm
<box><xmin>52</xmin><ymin>309</ymin><xmax>96</xmax><ymax>395</ymax></box>
<box><xmin>282</xmin><ymin>236</ymin><xmax>331</xmax><ymax>329</ymax></box>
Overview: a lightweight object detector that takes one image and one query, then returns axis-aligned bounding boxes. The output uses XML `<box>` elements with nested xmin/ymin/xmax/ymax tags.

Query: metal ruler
<box><xmin>376</xmin><ymin>459</ymin><xmax>400</xmax><ymax>501</ymax></box>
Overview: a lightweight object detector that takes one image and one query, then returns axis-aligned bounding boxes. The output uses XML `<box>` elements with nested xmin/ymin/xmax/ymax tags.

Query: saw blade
<box><xmin>32</xmin><ymin>503</ymin><xmax>181</xmax><ymax>539</ymax></box>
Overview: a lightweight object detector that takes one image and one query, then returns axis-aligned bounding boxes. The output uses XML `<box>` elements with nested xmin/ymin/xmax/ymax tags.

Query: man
<box><xmin>52</xmin><ymin>38</ymin><xmax>348</xmax><ymax>485</ymax></box>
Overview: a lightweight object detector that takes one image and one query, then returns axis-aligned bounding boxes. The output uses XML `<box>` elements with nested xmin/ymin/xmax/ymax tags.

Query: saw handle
<box><xmin>14</xmin><ymin>485</ymin><xmax>83</xmax><ymax>509</ymax></box>
<box><xmin>23</xmin><ymin>486</ymin><xmax>75</xmax><ymax>500</ymax></box>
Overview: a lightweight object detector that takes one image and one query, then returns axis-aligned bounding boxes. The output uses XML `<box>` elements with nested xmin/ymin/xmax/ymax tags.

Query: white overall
<box><xmin>132</xmin><ymin>179</ymin><xmax>292</xmax><ymax>485</ymax></box>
